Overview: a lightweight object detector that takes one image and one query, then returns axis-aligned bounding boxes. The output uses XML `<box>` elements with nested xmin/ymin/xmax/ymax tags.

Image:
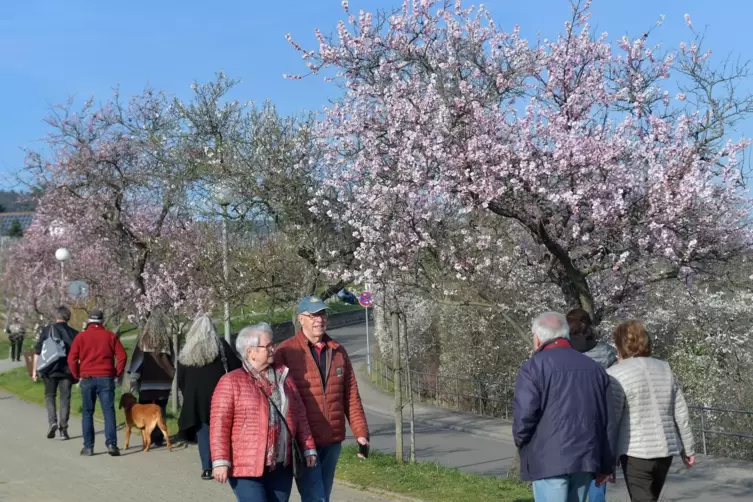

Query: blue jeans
<box><xmin>588</xmin><ymin>477</ymin><xmax>607</xmax><ymax>502</ymax></box>
<box><xmin>229</xmin><ymin>465</ymin><xmax>293</xmax><ymax>502</ymax></box>
<box><xmin>79</xmin><ymin>376</ymin><xmax>117</xmax><ymax>449</ymax></box>
<box><xmin>196</xmin><ymin>423</ymin><xmax>211</xmax><ymax>471</ymax></box>
<box><xmin>295</xmin><ymin>442</ymin><xmax>342</xmax><ymax>502</ymax></box>
<box><xmin>532</xmin><ymin>472</ymin><xmax>594</xmax><ymax>502</ymax></box>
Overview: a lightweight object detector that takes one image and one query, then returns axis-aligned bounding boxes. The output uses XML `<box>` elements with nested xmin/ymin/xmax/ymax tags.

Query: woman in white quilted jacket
<box><xmin>606</xmin><ymin>320</ymin><xmax>695</xmax><ymax>502</ymax></box>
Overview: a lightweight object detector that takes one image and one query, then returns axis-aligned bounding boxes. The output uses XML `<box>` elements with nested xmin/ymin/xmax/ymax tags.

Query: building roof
<box><xmin>0</xmin><ymin>212</ymin><xmax>34</xmax><ymax>235</ymax></box>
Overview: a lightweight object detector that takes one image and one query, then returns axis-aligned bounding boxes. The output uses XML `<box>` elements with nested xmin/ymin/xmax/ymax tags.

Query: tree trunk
<box><xmin>391</xmin><ymin>310</ymin><xmax>404</xmax><ymax>463</ymax></box>
<box><xmin>402</xmin><ymin>314</ymin><xmax>416</xmax><ymax>463</ymax></box>
<box><xmin>487</xmin><ymin>202</ymin><xmax>597</xmax><ymax>318</ymax></box>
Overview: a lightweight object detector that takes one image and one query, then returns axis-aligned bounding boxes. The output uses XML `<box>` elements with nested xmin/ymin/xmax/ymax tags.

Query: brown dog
<box><xmin>118</xmin><ymin>392</ymin><xmax>172</xmax><ymax>452</ymax></box>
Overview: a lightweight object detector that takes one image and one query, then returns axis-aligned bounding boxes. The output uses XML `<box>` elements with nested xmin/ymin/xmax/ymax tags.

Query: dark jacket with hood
<box><xmin>571</xmin><ymin>333</ymin><xmax>618</xmax><ymax>369</ymax></box>
<box><xmin>128</xmin><ymin>345</ymin><xmax>176</xmax><ymax>402</ymax></box>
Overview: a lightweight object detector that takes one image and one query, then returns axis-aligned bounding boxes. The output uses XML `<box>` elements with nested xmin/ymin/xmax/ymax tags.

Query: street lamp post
<box><xmin>55</xmin><ymin>248</ymin><xmax>70</xmax><ymax>302</ymax></box>
<box><xmin>213</xmin><ymin>186</ymin><xmax>232</xmax><ymax>345</ymax></box>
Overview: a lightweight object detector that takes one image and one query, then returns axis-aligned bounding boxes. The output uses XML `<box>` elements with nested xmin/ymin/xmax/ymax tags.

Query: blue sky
<box><xmin>1</xmin><ymin>0</ymin><xmax>751</xmax><ymax>189</ymax></box>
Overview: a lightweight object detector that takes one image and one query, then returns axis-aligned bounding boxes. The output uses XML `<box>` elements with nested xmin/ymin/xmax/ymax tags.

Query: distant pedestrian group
<box><xmin>513</xmin><ymin>310</ymin><xmax>695</xmax><ymax>502</ymax></box>
<box><xmin>30</xmin><ymin>296</ymin><xmax>369</xmax><ymax>502</ymax></box>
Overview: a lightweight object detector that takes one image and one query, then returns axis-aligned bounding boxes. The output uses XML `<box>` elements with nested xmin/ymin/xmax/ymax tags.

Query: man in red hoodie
<box><xmin>67</xmin><ymin>309</ymin><xmax>127</xmax><ymax>457</ymax></box>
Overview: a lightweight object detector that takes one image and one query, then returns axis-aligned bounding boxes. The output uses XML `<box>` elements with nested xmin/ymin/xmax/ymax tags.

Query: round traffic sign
<box><xmin>358</xmin><ymin>291</ymin><xmax>373</xmax><ymax>308</ymax></box>
<box><xmin>67</xmin><ymin>280</ymin><xmax>89</xmax><ymax>300</ymax></box>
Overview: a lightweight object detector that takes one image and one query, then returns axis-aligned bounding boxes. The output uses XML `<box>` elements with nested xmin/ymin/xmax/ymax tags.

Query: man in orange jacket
<box><xmin>274</xmin><ymin>296</ymin><xmax>369</xmax><ymax>502</ymax></box>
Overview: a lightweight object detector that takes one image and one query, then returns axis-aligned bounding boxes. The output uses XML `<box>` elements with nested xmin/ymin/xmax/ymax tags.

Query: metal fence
<box><xmin>688</xmin><ymin>404</ymin><xmax>753</xmax><ymax>456</ymax></box>
<box><xmin>369</xmin><ymin>357</ymin><xmax>753</xmax><ymax>458</ymax></box>
<box><xmin>370</xmin><ymin>358</ymin><xmax>514</xmax><ymax>419</ymax></box>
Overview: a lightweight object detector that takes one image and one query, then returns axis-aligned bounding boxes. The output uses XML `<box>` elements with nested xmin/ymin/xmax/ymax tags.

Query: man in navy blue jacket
<box><xmin>513</xmin><ymin>311</ymin><xmax>616</xmax><ymax>502</ymax></box>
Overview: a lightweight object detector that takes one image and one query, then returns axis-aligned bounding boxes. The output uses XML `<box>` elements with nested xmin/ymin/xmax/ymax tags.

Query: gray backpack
<box><xmin>36</xmin><ymin>325</ymin><xmax>67</xmax><ymax>375</ymax></box>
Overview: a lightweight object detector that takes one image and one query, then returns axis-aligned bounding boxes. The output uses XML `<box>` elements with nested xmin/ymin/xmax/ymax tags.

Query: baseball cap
<box><xmin>296</xmin><ymin>296</ymin><xmax>329</xmax><ymax>315</ymax></box>
<box><xmin>87</xmin><ymin>309</ymin><xmax>105</xmax><ymax>324</ymax></box>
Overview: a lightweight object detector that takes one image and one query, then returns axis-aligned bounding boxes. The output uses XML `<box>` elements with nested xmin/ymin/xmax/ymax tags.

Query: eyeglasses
<box><xmin>256</xmin><ymin>343</ymin><xmax>276</xmax><ymax>352</ymax></box>
<box><xmin>301</xmin><ymin>312</ymin><xmax>328</xmax><ymax>319</ymax></box>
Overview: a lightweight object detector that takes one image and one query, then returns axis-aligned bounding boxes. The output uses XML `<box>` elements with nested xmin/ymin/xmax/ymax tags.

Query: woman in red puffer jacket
<box><xmin>210</xmin><ymin>323</ymin><xmax>317</xmax><ymax>502</ymax></box>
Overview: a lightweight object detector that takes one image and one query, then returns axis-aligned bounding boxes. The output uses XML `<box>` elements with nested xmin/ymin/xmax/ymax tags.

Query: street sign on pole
<box><xmin>67</xmin><ymin>280</ymin><xmax>89</xmax><ymax>301</ymax></box>
<box><xmin>358</xmin><ymin>291</ymin><xmax>373</xmax><ymax>308</ymax></box>
<box><xmin>359</xmin><ymin>291</ymin><xmax>373</xmax><ymax>372</ymax></box>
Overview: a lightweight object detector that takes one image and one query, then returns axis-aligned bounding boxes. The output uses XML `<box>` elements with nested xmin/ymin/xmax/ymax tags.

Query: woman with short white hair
<box><xmin>210</xmin><ymin>323</ymin><xmax>317</xmax><ymax>502</ymax></box>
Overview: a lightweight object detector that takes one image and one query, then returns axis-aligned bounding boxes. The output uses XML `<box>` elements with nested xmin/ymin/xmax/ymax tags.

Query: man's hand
<box><xmin>594</xmin><ymin>474</ymin><xmax>613</xmax><ymax>487</ymax></box>
<box><xmin>357</xmin><ymin>437</ymin><xmax>369</xmax><ymax>458</ymax></box>
<box><xmin>213</xmin><ymin>466</ymin><xmax>229</xmax><ymax>483</ymax></box>
<box><xmin>305</xmin><ymin>454</ymin><xmax>317</xmax><ymax>468</ymax></box>
<box><xmin>32</xmin><ymin>373</ymin><xmax>38</xmax><ymax>382</ymax></box>
<box><xmin>683</xmin><ymin>455</ymin><xmax>695</xmax><ymax>468</ymax></box>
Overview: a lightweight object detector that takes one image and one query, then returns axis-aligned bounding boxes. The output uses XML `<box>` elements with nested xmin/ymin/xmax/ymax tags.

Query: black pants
<box><xmin>620</xmin><ymin>455</ymin><xmax>673</xmax><ymax>502</ymax></box>
<box><xmin>9</xmin><ymin>337</ymin><xmax>23</xmax><ymax>361</ymax></box>
<box><xmin>138</xmin><ymin>396</ymin><xmax>168</xmax><ymax>444</ymax></box>
<box><xmin>43</xmin><ymin>376</ymin><xmax>74</xmax><ymax>431</ymax></box>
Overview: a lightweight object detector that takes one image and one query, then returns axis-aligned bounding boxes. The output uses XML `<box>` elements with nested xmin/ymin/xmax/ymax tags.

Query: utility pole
<box><xmin>402</xmin><ymin>313</ymin><xmax>416</xmax><ymax>462</ymax></box>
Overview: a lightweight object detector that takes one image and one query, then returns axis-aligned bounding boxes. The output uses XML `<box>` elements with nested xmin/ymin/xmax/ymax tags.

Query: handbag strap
<box><xmin>265</xmin><ymin>391</ymin><xmax>294</xmax><ymax>438</ymax></box>
<box><xmin>254</xmin><ymin>371</ymin><xmax>296</xmax><ymax>443</ymax></box>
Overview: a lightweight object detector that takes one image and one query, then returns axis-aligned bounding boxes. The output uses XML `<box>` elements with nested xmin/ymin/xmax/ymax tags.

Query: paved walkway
<box><xmin>0</xmin><ymin>358</ymin><xmax>24</xmax><ymax>374</ymax></box>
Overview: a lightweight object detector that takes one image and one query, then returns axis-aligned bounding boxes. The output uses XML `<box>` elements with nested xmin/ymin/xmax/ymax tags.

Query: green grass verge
<box><xmin>0</xmin><ymin>367</ymin><xmax>179</xmax><ymax>435</ymax></box>
<box><xmin>0</xmin><ymin>334</ymin><xmax>36</xmax><ymax>360</ymax></box>
<box><xmin>336</xmin><ymin>445</ymin><xmax>532</xmax><ymax>502</ymax></box>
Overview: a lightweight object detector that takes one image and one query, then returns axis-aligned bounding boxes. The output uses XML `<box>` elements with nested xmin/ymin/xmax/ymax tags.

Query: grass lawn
<box><xmin>337</xmin><ymin>445</ymin><xmax>533</xmax><ymax>502</ymax></box>
<box><xmin>0</xmin><ymin>367</ymin><xmax>179</xmax><ymax>435</ymax></box>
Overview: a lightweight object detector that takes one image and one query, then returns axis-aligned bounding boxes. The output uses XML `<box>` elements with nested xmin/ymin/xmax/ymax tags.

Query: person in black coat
<box><xmin>127</xmin><ymin>310</ymin><xmax>175</xmax><ymax>447</ymax></box>
<box><xmin>31</xmin><ymin>306</ymin><xmax>79</xmax><ymax>440</ymax></box>
<box><xmin>177</xmin><ymin>315</ymin><xmax>241</xmax><ymax>480</ymax></box>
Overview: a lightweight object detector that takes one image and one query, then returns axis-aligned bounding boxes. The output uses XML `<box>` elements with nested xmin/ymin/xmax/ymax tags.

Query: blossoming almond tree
<box><xmin>16</xmin><ymin>83</ymin><xmax>219</xmax><ymax>327</ymax></box>
<box><xmin>289</xmin><ymin>0</ymin><xmax>753</xmax><ymax>321</ymax></box>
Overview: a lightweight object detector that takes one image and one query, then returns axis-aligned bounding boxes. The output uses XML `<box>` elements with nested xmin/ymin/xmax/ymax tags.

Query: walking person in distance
<box><xmin>67</xmin><ymin>309</ymin><xmax>127</xmax><ymax>457</ymax></box>
<box><xmin>31</xmin><ymin>305</ymin><xmax>78</xmax><ymax>440</ymax></box>
<box><xmin>178</xmin><ymin>314</ymin><xmax>242</xmax><ymax>480</ymax></box>
<box><xmin>6</xmin><ymin>313</ymin><xmax>26</xmax><ymax>362</ymax></box>
<box><xmin>513</xmin><ymin>311</ymin><xmax>616</xmax><ymax>502</ymax></box>
<box><xmin>127</xmin><ymin>310</ymin><xmax>175</xmax><ymax>448</ymax></box>
<box><xmin>210</xmin><ymin>323</ymin><xmax>317</xmax><ymax>501</ymax></box>
<box><xmin>566</xmin><ymin>308</ymin><xmax>618</xmax><ymax>502</ymax></box>
<box><xmin>606</xmin><ymin>321</ymin><xmax>695</xmax><ymax>502</ymax></box>
<box><xmin>274</xmin><ymin>296</ymin><xmax>370</xmax><ymax>502</ymax></box>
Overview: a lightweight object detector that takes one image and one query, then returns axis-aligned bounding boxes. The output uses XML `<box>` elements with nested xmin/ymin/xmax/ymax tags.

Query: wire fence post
<box><xmin>700</xmin><ymin>407</ymin><xmax>708</xmax><ymax>456</ymax></box>
<box><xmin>478</xmin><ymin>380</ymin><xmax>483</xmax><ymax>416</ymax></box>
<box><xmin>435</xmin><ymin>374</ymin><xmax>439</xmax><ymax>404</ymax></box>
<box><xmin>455</xmin><ymin>378</ymin><xmax>460</xmax><ymax>410</ymax></box>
